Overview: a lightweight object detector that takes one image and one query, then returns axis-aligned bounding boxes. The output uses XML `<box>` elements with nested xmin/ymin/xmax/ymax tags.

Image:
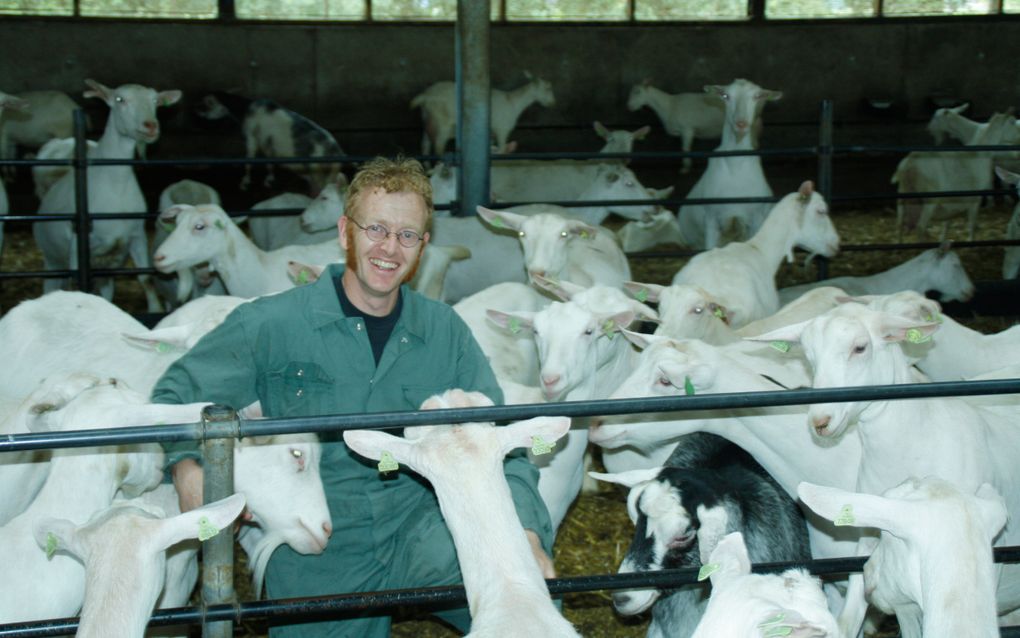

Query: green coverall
<box><xmin>152</xmin><ymin>263</ymin><xmax>555</xmax><ymax>637</ymax></box>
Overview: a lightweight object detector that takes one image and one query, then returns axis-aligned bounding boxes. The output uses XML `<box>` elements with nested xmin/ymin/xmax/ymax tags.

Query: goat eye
<box><xmin>853</xmin><ymin>344</ymin><xmax>867</xmax><ymax>354</ymax></box>
<box><xmin>658</xmin><ymin>376</ymin><xmax>672</xmax><ymax>386</ymax></box>
<box><xmin>692</xmin><ymin>306</ymin><xmax>704</xmax><ymax>314</ymax></box>
<box><xmin>115</xmin><ymin>96</ymin><xmax>124</xmax><ymax>103</ymax></box>
<box><xmin>560</xmin><ymin>231</ymin><xmax>568</xmax><ymax>238</ymax></box>
<box><xmin>518</xmin><ymin>231</ymin><xmax>525</xmax><ymax>238</ymax></box>
<box><xmin>291</xmin><ymin>449</ymin><xmax>303</xmax><ymax>459</ymax></box>
<box><xmin>194</xmin><ymin>223</ymin><xmax>205</xmax><ymax>231</ymax></box>
<box><xmin>584</xmin><ymin>328</ymin><xmax>594</xmax><ymax>336</ymax></box>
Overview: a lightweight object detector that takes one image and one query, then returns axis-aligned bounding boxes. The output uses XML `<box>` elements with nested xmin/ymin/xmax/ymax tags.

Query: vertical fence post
<box><xmin>456</xmin><ymin>0</ymin><xmax>491</xmax><ymax>218</ymax></box>
<box><xmin>816</xmin><ymin>99</ymin><xmax>834</xmax><ymax>280</ymax></box>
<box><xmin>200</xmin><ymin>405</ymin><xmax>238</xmax><ymax>638</ymax></box>
<box><xmin>72</xmin><ymin>109</ymin><xmax>92</xmax><ymax>293</ymax></box>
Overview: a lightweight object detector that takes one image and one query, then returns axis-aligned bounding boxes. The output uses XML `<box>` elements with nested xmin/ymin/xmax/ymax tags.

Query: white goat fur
<box><xmin>411</xmin><ymin>73</ymin><xmax>555</xmax><ymax>155</ymax></box>
<box><xmin>34</xmin><ymin>494</ymin><xmax>246</xmax><ymax>638</ymax></box>
<box><xmin>627</xmin><ymin>81</ymin><xmax>729</xmax><ymax>174</ymax></box>
<box><xmin>31</xmin><ymin>137</ymin><xmax>98</xmax><ymax>200</ymax></box>
<box><xmin>778</xmin><ymin>245</ymin><xmax>975</xmax><ymax>305</ymax></box>
<box><xmin>343</xmin><ymin>389</ymin><xmax>579</xmax><ymax>638</ymax></box>
<box><xmin>1</xmin><ymin>89</ymin><xmax>77</xmax><ymax>179</ymax></box>
<box><xmin>673</xmin><ymin>181</ymin><xmax>840</xmax><ymax>328</ymax></box>
<box><xmin>675</xmin><ymin>78</ymin><xmax>781</xmax><ymax>249</ymax></box>
<box><xmin>893</xmin><ymin>111</ymin><xmax>1017</xmax><ymax>241</ymax></box>
<box><xmin>477</xmin><ymin>206</ymin><xmax>631</xmax><ymax>289</ymax></box>
<box><xmin>755</xmin><ymin>303</ymin><xmax>1020</xmax><ymax>636</ymax></box>
<box><xmin>692</xmin><ymin>532</ymin><xmax>838</xmax><ymax>638</ymax></box>
<box><xmin>800</xmin><ymin>477</ymin><xmax>1006</xmax><ymax>638</ymax></box>
<box><xmin>154</xmin><ymin>179</ymin><xmax>225</xmax><ymax>308</ymax></box>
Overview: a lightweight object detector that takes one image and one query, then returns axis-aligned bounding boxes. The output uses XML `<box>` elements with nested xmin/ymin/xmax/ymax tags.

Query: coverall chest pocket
<box><xmin>264</xmin><ymin>361</ymin><xmax>336</xmax><ymax>417</ymax></box>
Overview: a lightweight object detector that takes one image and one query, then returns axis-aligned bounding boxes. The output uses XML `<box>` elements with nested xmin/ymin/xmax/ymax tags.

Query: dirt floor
<box><xmin>1</xmin><ymin>157</ymin><xmax>1016</xmax><ymax>637</ymax></box>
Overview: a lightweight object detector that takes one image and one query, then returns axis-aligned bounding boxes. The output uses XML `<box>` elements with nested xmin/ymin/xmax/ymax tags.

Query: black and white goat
<box><xmin>197</xmin><ymin>91</ymin><xmax>344</xmax><ymax>193</ymax></box>
<box><xmin>591</xmin><ymin>433</ymin><xmax>811</xmax><ymax>637</ymax></box>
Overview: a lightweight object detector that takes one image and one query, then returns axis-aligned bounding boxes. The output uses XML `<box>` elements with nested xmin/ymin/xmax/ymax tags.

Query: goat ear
<box><xmin>634</xmin><ymin>125</ymin><xmax>651</xmax><ymax>140</ymax></box>
<box><xmin>744</xmin><ymin>318</ymin><xmax>810</xmax><ymax>345</ymax></box>
<box><xmin>476</xmin><ymin>205</ymin><xmax>525</xmax><ymax>233</ymax></box>
<box><xmin>872</xmin><ymin>314</ymin><xmax>939</xmax><ymax>344</ymax></box>
<box><xmin>624</xmin><ymin>281</ymin><xmax>664</xmax><ymax>304</ymax></box>
<box><xmin>154</xmin><ymin>493</ymin><xmax>247</xmax><ymax>550</ymax></box>
<box><xmin>755</xmin><ymin>610</ymin><xmax>831</xmax><ymax>638</ymax></box>
<box><xmin>83</xmin><ymin>79</ymin><xmax>112</xmax><ymax>102</ymax></box>
<box><xmin>531</xmin><ymin>273</ymin><xmax>582</xmax><ymax>301</ymax></box>
<box><xmin>158</xmin><ymin>90</ymin><xmax>183</xmax><ymax>108</ymax></box>
<box><xmin>797</xmin><ymin>481</ymin><xmax>906</xmax><ymax>535</ymax></box>
<box><xmin>121</xmin><ymin>326</ymin><xmax>190</xmax><ymax>353</ymax></box>
<box><xmin>500</xmin><ymin>416</ymin><xmax>570</xmax><ymax>455</ymax></box>
<box><xmin>593</xmin><ymin>121</ymin><xmax>609</xmax><ymax>138</ymax></box>
<box><xmin>588</xmin><ymin>467</ymin><xmax>661</xmax><ymax>489</ymax></box>
<box><xmin>974</xmin><ymin>483</ymin><xmax>1008</xmax><ymax>542</ymax></box>
<box><xmin>705</xmin><ymin>532</ymin><xmax>751</xmax><ymax>587</ymax></box>
<box><xmin>343</xmin><ymin>429</ymin><xmax>413</xmax><ymax>467</ymax></box>
<box><xmin>619</xmin><ymin>328</ymin><xmax>667</xmax><ymax>350</ymax></box>
<box><xmin>996</xmin><ymin>165</ymin><xmax>1020</xmax><ymax>185</ymax></box>
<box><xmin>486</xmin><ymin>309</ymin><xmax>535</xmax><ymax>335</ymax></box>
<box><xmin>287</xmin><ymin>260</ymin><xmax>323</xmax><ymax>286</ymax></box>
<box><xmin>33</xmin><ymin>517</ymin><xmax>85</xmax><ymax>560</ymax></box>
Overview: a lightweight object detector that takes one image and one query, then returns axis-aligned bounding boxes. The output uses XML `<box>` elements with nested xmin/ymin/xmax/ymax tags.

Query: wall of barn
<box><xmin>0</xmin><ymin>16</ymin><xmax>1017</xmax><ymax>162</ymax></box>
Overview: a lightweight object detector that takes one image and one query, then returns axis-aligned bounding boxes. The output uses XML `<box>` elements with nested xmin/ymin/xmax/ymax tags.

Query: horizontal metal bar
<box><xmin>3</xmin><ymin>379</ymin><xmax>1019</xmax><ymax>454</ymax></box>
<box><xmin>3</xmin><ymin>547</ymin><xmax>1020</xmax><ymax>637</ymax></box>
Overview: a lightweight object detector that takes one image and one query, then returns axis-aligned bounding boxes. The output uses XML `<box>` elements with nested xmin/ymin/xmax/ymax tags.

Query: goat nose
<box><xmin>323</xmin><ymin>521</ymin><xmax>333</xmax><ymax>538</ymax></box>
<box><xmin>812</xmin><ymin>415</ymin><xmax>831</xmax><ymax>433</ymax></box>
<box><xmin>542</xmin><ymin>374</ymin><xmax>560</xmax><ymax>388</ymax></box>
<box><xmin>153</xmin><ymin>253</ymin><xmax>165</xmax><ymax>263</ymax></box>
<box><xmin>143</xmin><ymin>120</ymin><xmax>158</xmax><ymax>133</ymax></box>
<box><xmin>612</xmin><ymin>592</ymin><xmax>632</xmax><ymax>609</ymax></box>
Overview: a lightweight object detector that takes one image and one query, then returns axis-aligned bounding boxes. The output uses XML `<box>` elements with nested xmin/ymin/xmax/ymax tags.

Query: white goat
<box><xmin>616</xmin><ymin>203</ymin><xmax>684</xmax><ymax>253</ymax></box>
<box><xmin>800</xmin><ymin>477</ymin><xmax>1006</xmax><ymax>638</ymax></box>
<box><xmin>893</xmin><ymin>111</ymin><xmax>1017</xmax><ymax>241</ymax></box>
<box><xmin>778</xmin><ymin>244</ymin><xmax>975</xmax><ymax>305</ymax></box>
<box><xmin>477</xmin><ymin>205</ymin><xmax>632</xmax><ymax>288</ymax></box>
<box><xmin>754</xmin><ymin>303</ymin><xmax>1020</xmax><ymax>637</ymax></box>
<box><xmin>593</xmin><ymin>120</ymin><xmax>649</xmax><ymax>157</ymax></box>
<box><xmin>453</xmin><ymin>282</ymin><xmax>549</xmax><ymax>386</ymax></box>
<box><xmin>1</xmin><ymin>89</ymin><xmax>77</xmax><ymax>181</ymax></box>
<box><xmin>486</xmin><ymin>284</ymin><xmax>657</xmax><ymax>530</ymax></box>
<box><xmin>153</xmin><ymin>204</ymin><xmax>343</xmax><ymax>299</ymax></box>
<box><xmin>34</xmin><ymin>494</ymin><xmax>246</xmax><ymax>638</ymax></box>
<box><xmin>928</xmin><ymin>102</ymin><xmax>1020</xmax><ymax>148</ymax></box>
<box><xmin>0</xmin><ymin>378</ymin><xmax>200</xmax><ymax>625</ymax></box>
<box><xmin>994</xmin><ymin>166</ymin><xmax>1020</xmax><ymax>279</ymax></box>
<box><xmin>0</xmin><ymin>91</ymin><xmax>28</xmax><ymax>258</ymax></box>
<box><xmin>344</xmin><ymin>389</ymin><xmax>579</xmax><ymax>638</ymax></box>
<box><xmin>627</xmin><ymin>80</ymin><xmax>727</xmax><ymax>174</ymax></box>
<box><xmin>673</xmin><ymin>181</ymin><xmax>839</xmax><ymax>328</ymax></box>
<box><xmin>197</xmin><ymin>92</ymin><xmax>343</xmax><ymax>193</ymax></box>
<box><xmin>865</xmin><ymin>290</ymin><xmax>1020</xmax><ymax>381</ymax></box>
<box><xmin>676</xmin><ymin>78</ymin><xmax>782</xmax><ymax>249</ymax></box>
<box><xmin>154</xmin><ymin>179</ymin><xmax>225</xmax><ymax>308</ymax></box>
<box><xmin>250</xmin><ymin>182</ymin><xmax>345</xmax><ymax>250</ymax></box>
<box><xmin>31</xmin><ymin>136</ymin><xmax>98</xmax><ymax>200</ymax></box>
<box><xmin>736</xmin><ymin>286</ymin><xmax>849</xmax><ymax>338</ymax></box>
<box><xmin>411</xmin><ymin>72</ymin><xmax>556</xmax><ymax>155</ymax></box>
<box><xmin>624</xmin><ymin>281</ymin><xmax>740</xmax><ymax>345</ymax></box>
<box><xmin>34</xmin><ymin>79</ymin><xmax>181</xmax><ymax>313</ymax></box>
<box><xmin>692</xmin><ymin>532</ymin><xmax>839</xmax><ymax>638</ymax></box>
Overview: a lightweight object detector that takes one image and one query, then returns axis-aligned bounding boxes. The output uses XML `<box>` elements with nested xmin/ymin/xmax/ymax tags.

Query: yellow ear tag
<box><xmin>378</xmin><ymin>451</ymin><xmax>399</xmax><ymax>473</ymax></box>
<box><xmin>531</xmin><ymin>435</ymin><xmax>554</xmax><ymax>455</ymax></box>
<box><xmin>697</xmin><ymin>563</ymin><xmax>719</xmax><ymax>581</ymax></box>
<box><xmin>762</xmin><ymin>626</ymin><xmax>794</xmax><ymax>637</ymax></box>
<box><xmin>834</xmin><ymin>504</ymin><xmax>855</xmax><ymax>526</ymax></box>
<box><xmin>759</xmin><ymin>612</ymin><xmax>786</xmax><ymax>627</ymax></box>
<box><xmin>635</xmin><ymin>289</ymin><xmax>648</xmax><ymax>303</ymax></box>
<box><xmin>770</xmin><ymin>340</ymin><xmax>790</xmax><ymax>353</ymax></box>
<box><xmin>45</xmin><ymin>532</ymin><xmax>58</xmax><ymax>559</ymax></box>
<box><xmin>906</xmin><ymin>328</ymin><xmax>931</xmax><ymax>344</ymax></box>
<box><xmin>684</xmin><ymin>376</ymin><xmax>696</xmax><ymax>396</ymax></box>
<box><xmin>508</xmin><ymin>317</ymin><xmax>522</xmax><ymax>334</ymax></box>
<box><xmin>297</xmin><ymin>269</ymin><xmax>310</xmax><ymax>285</ymax></box>
<box><xmin>197</xmin><ymin>516</ymin><xmax>220</xmax><ymax>541</ymax></box>
<box><xmin>602</xmin><ymin>319</ymin><xmax>617</xmax><ymax>339</ymax></box>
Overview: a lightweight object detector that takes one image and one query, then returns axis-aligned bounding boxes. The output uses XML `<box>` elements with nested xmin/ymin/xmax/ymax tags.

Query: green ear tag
<box><xmin>923</xmin><ymin>312</ymin><xmax>943</xmax><ymax>324</ymax></box>
<box><xmin>713</xmin><ymin>307</ymin><xmax>725</xmax><ymax>320</ymax></box>
<box><xmin>490</xmin><ymin>216</ymin><xmax>504</xmax><ymax>228</ymax></box>
<box><xmin>602</xmin><ymin>319</ymin><xmax>616</xmax><ymax>338</ymax></box>
<box><xmin>580</xmin><ymin>230</ymin><xmax>590</xmax><ymax>239</ymax></box>
<box><xmin>770</xmin><ymin>340</ymin><xmax>791</xmax><ymax>353</ymax></box>
<box><xmin>906</xmin><ymin>328</ymin><xmax>931</xmax><ymax>344</ymax></box>
<box><xmin>297</xmin><ymin>269</ymin><xmax>310</xmax><ymax>285</ymax></box>
<box><xmin>159</xmin><ymin>220</ymin><xmax>176</xmax><ymax>232</ymax></box>
<box><xmin>215</xmin><ymin>220</ymin><xmax>225</xmax><ymax>230</ymax></box>
<box><xmin>759</xmin><ymin>613</ymin><xmax>786</xmax><ymax>627</ymax></box>
<box><xmin>378</xmin><ymin>451</ymin><xmax>399</xmax><ymax>473</ymax></box>
<box><xmin>635</xmin><ymin>289</ymin><xmax>648</xmax><ymax>303</ymax></box>
<box><xmin>684</xmin><ymin>376</ymin><xmax>696</xmax><ymax>396</ymax></box>
<box><xmin>763</xmin><ymin>626</ymin><xmax>794</xmax><ymax>637</ymax></box>
<box><xmin>45</xmin><ymin>532</ymin><xmax>58</xmax><ymax>559</ymax></box>
<box><xmin>197</xmin><ymin>516</ymin><xmax>219</xmax><ymax>542</ymax></box>
<box><xmin>697</xmin><ymin>563</ymin><xmax>719</xmax><ymax>581</ymax></box>
<box><xmin>531</xmin><ymin>435</ymin><xmax>553</xmax><ymax>455</ymax></box>
<box><xmin>834</xmin><ymin>504</ymin><xmax>855</xmax><ymax>526</ymax></box>
<box><xmin>508</xmin><ymin>317</ymin><xmax>522</xmax><ymax>334</ymax></box>
<box><xmin>156</xmin><ymin>341</ymin><xmax>173</xmax><ymax>354</ymax></box>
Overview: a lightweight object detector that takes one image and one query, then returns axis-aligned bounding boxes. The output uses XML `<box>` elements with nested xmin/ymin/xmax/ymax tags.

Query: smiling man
<box><xmin>152</xmin><ymin>157</ymin><xmax>555</xmax><ymax>637</ymax></box>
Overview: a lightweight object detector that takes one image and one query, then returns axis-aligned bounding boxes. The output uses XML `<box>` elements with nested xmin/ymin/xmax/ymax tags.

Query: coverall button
<box><xmin>296</xmin><ymin>389</ymin><xmax>304</xmax><ymax>397</ymax></box>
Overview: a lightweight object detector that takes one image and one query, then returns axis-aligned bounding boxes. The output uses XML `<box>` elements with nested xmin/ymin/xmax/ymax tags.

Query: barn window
<box><xmin>0</xmin><ymin>0</ymin><xmax>72</xmax><ymax>15</ymax></box>
<box><xmin>235</xmin><ymin>0</ymin><xmax>364</xmax><ymax>20</ymax></box>
<box><xmin>78</xmin><ymin>0</ymin><xmax>218</xmax><ymax>18</ymax></box>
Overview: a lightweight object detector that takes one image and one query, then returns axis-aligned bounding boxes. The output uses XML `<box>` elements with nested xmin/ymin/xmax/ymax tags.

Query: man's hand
<box><xmin>171</xmin><ymin>458</ymin><xmax>205</xmax><ymax>513</ymax></box>
<box><xmin>525</xmin><ymin>529</ymin><xmax>556</xmax><ymax>579</ymax></box>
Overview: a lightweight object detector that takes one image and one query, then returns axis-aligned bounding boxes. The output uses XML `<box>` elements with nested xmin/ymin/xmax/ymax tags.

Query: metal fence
<box><xmin>1</xmin><ymin>379</ymin><xmax>1020</xmax><ymax>636</ymax></box>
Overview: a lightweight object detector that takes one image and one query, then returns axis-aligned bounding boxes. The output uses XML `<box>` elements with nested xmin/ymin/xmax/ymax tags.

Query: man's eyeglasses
<box><xmin>348</xmin><ymin>218</ymin><xmax>425</xmax><ymax>248</ymax></box>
